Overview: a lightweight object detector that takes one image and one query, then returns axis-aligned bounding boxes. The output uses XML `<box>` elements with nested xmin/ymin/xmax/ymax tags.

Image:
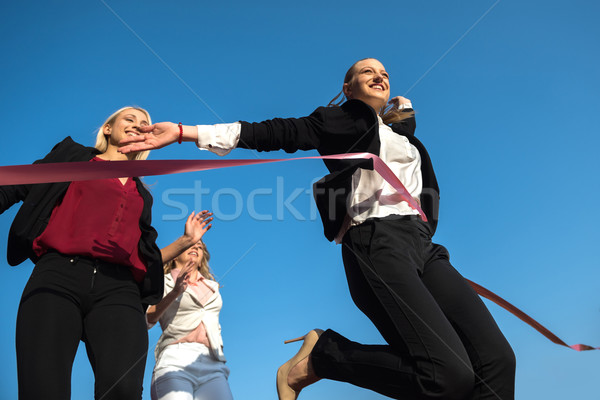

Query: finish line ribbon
<box><xmin>0</xmin><ymin>152</ymin><xmax>426</xmax><ymax>220</ymax></box>
<box><xmin>0</xmin><ymin>152</ymin><xmax>597</xmax><ymax>351</ymax></box>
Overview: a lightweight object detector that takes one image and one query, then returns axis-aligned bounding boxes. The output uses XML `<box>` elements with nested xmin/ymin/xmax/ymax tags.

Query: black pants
<box><xmin>311</xmin><ymin>216</ymin><xmax>516</xmax><ymax>400</ymax></box>
<box><xmin>16</xmin><ymin>252</ymin><xmax>148</xmax><ymax>400</ymax></box>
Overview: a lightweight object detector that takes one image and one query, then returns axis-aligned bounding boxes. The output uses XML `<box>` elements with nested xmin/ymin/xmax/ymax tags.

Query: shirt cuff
<box><xmin>196</xmin><ymin>122</ymin><xmax>241</xmax><ymax>156</ymax></box>
<box><xmin>397</xmin><ymin>102</ymin><xmax>413</xmax><ymax>110</ymax></box>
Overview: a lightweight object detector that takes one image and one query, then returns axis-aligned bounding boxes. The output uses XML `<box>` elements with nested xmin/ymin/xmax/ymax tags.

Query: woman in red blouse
<box><xmin>0</xmin><ymin>107</ymin><xmax>212</xmax><ymax>400</ymax></box>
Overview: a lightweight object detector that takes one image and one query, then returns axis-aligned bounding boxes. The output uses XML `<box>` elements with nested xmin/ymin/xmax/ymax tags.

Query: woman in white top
<box><xmin>147</xmin><ymin>228</ymin><xmax>232</xmax><ymax>400</ymax></box>
<box><xmin>122</xmin><ymin>58</ymin><xmax>515</xmax><ymax>400</ymax></box>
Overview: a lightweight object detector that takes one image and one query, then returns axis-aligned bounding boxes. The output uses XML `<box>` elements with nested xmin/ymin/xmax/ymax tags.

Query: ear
<box><xmin>103</xmin><ymin>124</ymin><xmax>111</xmax><ymax>136</ymax></box>
<box><xmin>342</xmin><ymin>82</ymin><xmax>352</xmax><ymax>98</ymax></box>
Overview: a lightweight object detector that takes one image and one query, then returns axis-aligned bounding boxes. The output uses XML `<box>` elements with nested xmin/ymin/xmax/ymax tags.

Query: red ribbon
<box><xmin>1</xmin><ymin>152</ymin><xmax>596</xmax><ymax>351</ymax></box>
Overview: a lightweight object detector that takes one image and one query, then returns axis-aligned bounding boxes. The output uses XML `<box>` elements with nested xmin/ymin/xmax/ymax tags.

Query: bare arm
<box><xmin>160</xmin><ymin>211</ymin><xmax>213</xmax><ymax>265</ymax></box>
<box><xmin>119</xmin><ymin>123</ymin><xmax>199</xmax><ymax>154</ymax></box>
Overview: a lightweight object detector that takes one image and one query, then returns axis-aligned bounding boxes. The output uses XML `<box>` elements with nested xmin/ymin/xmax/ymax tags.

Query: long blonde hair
<box><xmin>328</xmin><ymin>58</ymin><xmax>415</xmax><ymax>125</ymax></box>
<box><xmin>95</xmin><ymin>106</ymin><xmax>151</xmax><ymax>161</ymax></box>
<box><xmin>163</xmin><ymin>241</ymin><xmax>215</xmax><ymax>281</ymax></box>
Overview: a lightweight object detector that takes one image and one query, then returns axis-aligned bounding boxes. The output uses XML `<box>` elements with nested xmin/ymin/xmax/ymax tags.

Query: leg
<box><xmin>83</xmin><ymin>265</ymin><xmax>148</xmax><ymax>400</ymax></box>
<box><xmin>311</xmin><ymin>218</ymin><xmax>474</xmax><ymax>399</ymax></box>
<box><xmin>151</xmin><ymin>373</ymin><xmax>194</xmax><ymax>400</ymax></box>
<box><xmin>16</xmin><ymin>254</ymin><xmax>84</xmax><ymax>400</ymax></box>
<box><xmin>421</xmin><ymin>244</ymin><xmax>516</xmax><ymax>400</ymax></box>
<box><xmin>193</xmin><ymin>374</ymin><xmax>233</xmax><ymax>400</ymax></box>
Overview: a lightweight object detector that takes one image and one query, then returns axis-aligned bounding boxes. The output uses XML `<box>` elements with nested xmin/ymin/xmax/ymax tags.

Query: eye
<box><xmin>382</xmin><ymin>73</ymin><xmax>389</xmax><ymax>79</ymax></box>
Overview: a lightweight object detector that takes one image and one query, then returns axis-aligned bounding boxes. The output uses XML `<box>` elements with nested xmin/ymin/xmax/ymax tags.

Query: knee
<box><xmin>97</xmin><ymin>380</ymin><xmax>143</xmax><ymax>400</ymax></box>
<box><xmin>439</xmin><ymin>364</ymin><xmax>475</xmax><ymax>400</ymax></box>
<box><xmin>419</xmin><ymin>361</ymin><xmax>474</xmax><ymax>400</ymax></box>
<box><xmin>96</xmin><ymin>371</ymin><xmax>144</xmax><ymax>400</ymax></box>
<box><xmin>488</xmin><ymin>339</ymin><xmax>517</xmax><ymax>379</ymax></box>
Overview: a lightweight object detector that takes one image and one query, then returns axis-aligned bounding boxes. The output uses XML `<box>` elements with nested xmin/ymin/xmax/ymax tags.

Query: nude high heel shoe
<box><xmin>276</xmin><ymin>329</ymin><xmax>324</xmax><ymax>400</ymax></box>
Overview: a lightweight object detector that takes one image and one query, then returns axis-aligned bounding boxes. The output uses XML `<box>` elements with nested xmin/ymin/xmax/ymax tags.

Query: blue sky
<box><xmin>1</xmin><ymin>1</ymin><xmax>599</xmax><ymax>399</ymax></box>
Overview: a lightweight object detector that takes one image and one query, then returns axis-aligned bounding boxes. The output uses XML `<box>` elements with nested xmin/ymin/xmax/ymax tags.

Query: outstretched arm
<box><xmin>160</xmin><ymin>210</ymin><xmax>213</xmax><ymax>264</ymax></box>
<box><xmin>119</xmin><ymin>123</ymin><xmax>199</xmax><ymax>153</ymax></box>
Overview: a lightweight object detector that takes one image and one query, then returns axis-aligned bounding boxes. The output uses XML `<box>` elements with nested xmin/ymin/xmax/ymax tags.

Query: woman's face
<box><xmin>343</xmin><ymin>58</ymin><xmax>390</xmax><ymax>112</ymax></box>
<box><xmin>103</xmin><ymin>109</ymin><xmax>150</xmax><ymax>146</ymax></box>
<box><xmin>176</xmin><ymin>242</ymin><xmax>204</xmax><ymax>268</ymax></box>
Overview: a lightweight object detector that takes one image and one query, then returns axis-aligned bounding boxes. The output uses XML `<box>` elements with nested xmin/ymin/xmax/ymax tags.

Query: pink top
<box><xmin>169</xmin><ymin>269</ymin><xmax>216</xmax><ymax>347</ymax></box>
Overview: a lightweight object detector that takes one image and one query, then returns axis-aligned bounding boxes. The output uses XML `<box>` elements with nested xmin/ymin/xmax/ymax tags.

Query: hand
<box><xmin>388</xmin><ymin>96</ymin><xmax>412</xmax><ymax>109</ymax></box>
<box><xmin>184</xmin><ymin>210</ymin><xmax>213</xmax><ymax>245</ymax></box>
<box><xmin>118</xmin><ymin>122</ymin><xmax>180</xmax><ymax>154</ymax></box>
<box><xmin>173</xmin><ymin>260</ymin><xmax>195</xmax><ymax>294</ymax></box>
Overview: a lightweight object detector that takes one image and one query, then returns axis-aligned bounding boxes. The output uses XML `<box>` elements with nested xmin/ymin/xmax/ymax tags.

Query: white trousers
<box><xmin>151</xmin><ymin>343</ymin><xmax>233</xmax><ymax>400</ymax></box>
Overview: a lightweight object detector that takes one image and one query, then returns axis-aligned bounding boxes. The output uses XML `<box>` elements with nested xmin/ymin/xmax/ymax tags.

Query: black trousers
<box><xmin>311</xmin><ymin>216</ymin><xmax>516</xmax><ymax>400</ymax></box>
<box><xmin>16</xmin><ymin>252</ymin><xmax>149</xmax><ymax>400</ymax></box>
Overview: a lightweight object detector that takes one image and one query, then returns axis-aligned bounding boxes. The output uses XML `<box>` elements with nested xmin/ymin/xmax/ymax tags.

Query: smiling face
<box><xmin>342</xmin><ymin>58</ymin><xmax>390</xmax><ymax>112</ymax></box>
<box><xmin>176</xmin><ymin>241</ymin><xmax>205</xmax><ymax>269</ymax></box>
<box><xmin>103</xmin><ymin>108</ymin><xmax>150</xmax><ymax>147</ymax></box>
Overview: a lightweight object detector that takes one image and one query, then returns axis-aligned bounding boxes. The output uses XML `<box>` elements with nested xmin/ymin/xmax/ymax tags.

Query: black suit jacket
<box><xmin>0</xmin><ymin>137</ymin><xmax>164</xmax><ymax>305</ymax></box>
<box><xmin>238</xmin><ymin>99</ymin><xmax>440</xmax><ymax>241</ymax></box>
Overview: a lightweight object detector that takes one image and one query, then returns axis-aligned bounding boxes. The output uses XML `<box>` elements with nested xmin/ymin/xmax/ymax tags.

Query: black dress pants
<box><xmin>311</xmin><ymin>216</ymin><xmax>516</xmax><ymax>400</ymax></box>
<box><xmin>16</xmin><ymin>252</ymin><xmax>149</xmax><ymax>400</ymax></box>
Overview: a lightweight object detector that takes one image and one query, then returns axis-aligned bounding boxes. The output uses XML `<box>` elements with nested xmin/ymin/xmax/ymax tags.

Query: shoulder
<box><xmin>43</xmin><ymin>137</ymin><xmax>99</xmax><ymax>162</ymax></box>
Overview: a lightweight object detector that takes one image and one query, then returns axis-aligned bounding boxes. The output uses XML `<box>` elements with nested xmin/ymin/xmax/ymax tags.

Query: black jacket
<box><xmin>0</xmin><ymin>137</ymin><xmax>164</xmax><ymax>305</ymax></box>
<box><xmin>239</xmin><ymin>99</ymin><xmax>440</xmax><ymax>240</ymax></box>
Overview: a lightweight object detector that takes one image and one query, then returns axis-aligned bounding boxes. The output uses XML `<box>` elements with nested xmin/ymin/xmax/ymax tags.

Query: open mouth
<box><xmin>370</xmin><ymin>84</ymin><xmax>385</xmax><ymax>91</ymax></box>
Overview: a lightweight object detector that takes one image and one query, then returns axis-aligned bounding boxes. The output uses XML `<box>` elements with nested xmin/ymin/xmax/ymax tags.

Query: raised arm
<box><xmin>160</xmin><ymin>210</ymin><xmax>213</xmax><ymax>264</ymax></box>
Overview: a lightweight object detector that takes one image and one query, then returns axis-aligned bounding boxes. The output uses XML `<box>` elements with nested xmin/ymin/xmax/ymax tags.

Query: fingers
<box><xmin>120</xmin><ymin>132</ymin><xmax>153</xmax><ymax>144</ymax></box>
<box><xmin>138</xmin><ymin>124</ymin><xmax>156</xmax><ymax>133</ymax></box>
<box><xmin>388</xmin><ymin>96</ymin><xmax>411</xmax><ymax>106</ymax></box>
<box><xmin>118</xmin><ymin>143</ymin><xmax>156</xmax><ymax>154</ymax></box>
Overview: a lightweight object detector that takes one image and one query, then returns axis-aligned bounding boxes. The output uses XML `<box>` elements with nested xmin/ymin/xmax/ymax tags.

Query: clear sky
<box><xmin>1</xmin><ymin>1</ymin><xmax>599</xmax><ymax>399</ymax></box>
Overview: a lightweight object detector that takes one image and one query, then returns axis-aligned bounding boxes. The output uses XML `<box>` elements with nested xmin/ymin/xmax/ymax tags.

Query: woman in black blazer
<box><xmin>120</xmin><ymin>59</ymin><xmax>516</xmax><ymax>400</ymax></box>
<box><xmin>0</xmin><ymin>106</ymin><xmax>212</xmax><ymax>400</ymax></box>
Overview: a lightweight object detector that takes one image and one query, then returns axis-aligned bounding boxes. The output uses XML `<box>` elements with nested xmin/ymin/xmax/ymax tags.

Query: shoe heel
<box><xmin>284</xmin><ymin>335</ymin><xmax>307</xmax><ymax>344</ymax></box>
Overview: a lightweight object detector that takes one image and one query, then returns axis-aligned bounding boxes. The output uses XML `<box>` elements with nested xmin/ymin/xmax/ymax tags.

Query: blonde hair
<box><xmin>328</xmin><ymin>58</ymin><xmax>415</xmax><ymax>125</ymax></box>
<box><xmin>95</xmin><ymin>106</ymin><xmax>151</xmax><ymax>161</ymax></box>
<box><xmin>163</xmin><ymin>241</ymin><xmax>215</xmax><ymax>281</ymax></box>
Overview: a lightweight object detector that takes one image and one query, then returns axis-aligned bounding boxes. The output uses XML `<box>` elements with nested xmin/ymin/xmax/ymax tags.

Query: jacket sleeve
<box><xmin>0</xmin><ymin>184</ymin><xmax>29</xmax><ymax>214</ymax></box>
<box><xmin>0</xmin><ymin>138</ymin><xmax>73</xmax><ymax>214</ymax></box>
<box><xmin>390</xmin><ymin>109</ymin><xmax>417</xmax><ymax>137</ymax></box>
<box><xmin>237</xmin><ymin>107</ymin><xmax>328</xmax><ymax>153</ymax></box>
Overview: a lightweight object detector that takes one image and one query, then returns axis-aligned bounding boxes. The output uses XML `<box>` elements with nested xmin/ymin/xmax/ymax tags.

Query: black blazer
<box><xmin>0</xmin><ymin>137</ymin><xmax>164</xmax><ymax>305</ymax></box>
<box><xmin>238</xmin><ymin>99</ymin><xmax>440</xmax><ymax>241</ymax></box>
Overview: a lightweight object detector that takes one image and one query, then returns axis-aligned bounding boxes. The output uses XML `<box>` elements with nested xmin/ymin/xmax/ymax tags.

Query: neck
<box><xmin>99</xmin><ymin>146</ymin><xmax>136</xmax><ymax>161</ymax></box>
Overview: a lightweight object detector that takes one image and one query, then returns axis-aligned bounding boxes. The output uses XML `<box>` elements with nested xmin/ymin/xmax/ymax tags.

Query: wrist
<box><xmin>178</xmin><ymin>234</ymin><xmax>196</xmax><ymax>250</ymax></box>
<box><xmin>182</xmin><ymin>125</ymin><xmax>198</xmax><ymax>142</ymax></box>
